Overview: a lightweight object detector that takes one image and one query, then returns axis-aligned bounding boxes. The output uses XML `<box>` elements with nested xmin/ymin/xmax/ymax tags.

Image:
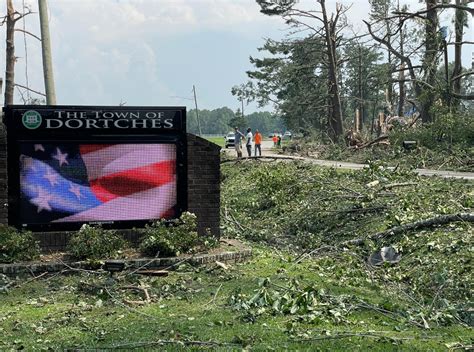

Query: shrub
<box><xmin>139</xmin><ymin>212</ymin><xmax>201</xmax><ymax>257</ymax></box>
<box><xmin>389</xmin><ymin>112</ymin><xmax>474</xmax><ymax>150</ymax></box>
<box><xmin>0</xmin><ymin>225</ymin><xmax>40</xmax><ymax>263</ymax></box>
<box><xmin>68</xmin><ymin>225</ymin><xmax>126</xmax><ymax>260</ymax></box>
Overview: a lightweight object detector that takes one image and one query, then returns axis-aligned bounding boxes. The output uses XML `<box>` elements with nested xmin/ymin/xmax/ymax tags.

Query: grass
<box><xmin>0</xmin><ymin>245</ymin><xmax>471</xmax><ymax>350</ymax></box>
<box><xmin>205</xmin><ymin>136</ymin><xmax>287</xmax><ymax>149</ymax></box>
<box><xmin>1</xmin><ymin>162</ymin><xmax>472</xmax><ymax>350</ymax></box>
<box><xmin>205</xmin><ymin>136</ymin><xmax>225</xmax><ymax>147</ymax></box>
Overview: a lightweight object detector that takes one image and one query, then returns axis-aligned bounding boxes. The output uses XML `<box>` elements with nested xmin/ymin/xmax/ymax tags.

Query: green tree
<box><xmin>246</xmin><ymin>111</ymin><xmax>286</xmax><ymax>134</ymax></box>
<box><xmin>246</xmin><ymin>37</ymin><xmax>329</xmax><ymax>136</ymax></box>
<box><xmin>342</xmin><ymin>44</ymin><xmax>384</xmax><ymax>127</ymax></box>
<box><xmin>187</xmin><ymin>107</ymin><xmax>235</xmax><ymax>135</ymax></box>
<box><xmin>228</xmin><ymin>108</ymin><xmax>247</xmax><ymax>131</ymax></box>
<box><xmin>255</xmin><ymin>0</ymin><xmax>347</xmax><ymax>141</ymax></box>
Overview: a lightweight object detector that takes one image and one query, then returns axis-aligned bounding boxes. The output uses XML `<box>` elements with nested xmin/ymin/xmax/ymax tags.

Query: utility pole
<box><xmin>38</xmin><ymin>0</ymin><xmax>56</xmax><ymax>105</ymax></box>
<box><xmin>192</xmin><ymin>85</ymin><xmax>202</xmax><ymax>136</ymax></box>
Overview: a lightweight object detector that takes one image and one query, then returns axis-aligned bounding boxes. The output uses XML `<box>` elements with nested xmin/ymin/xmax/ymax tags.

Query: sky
<box><xmin>0</xmin><ymin>0</ymin><xmax>472</xmax><ymax>113</ymax></box>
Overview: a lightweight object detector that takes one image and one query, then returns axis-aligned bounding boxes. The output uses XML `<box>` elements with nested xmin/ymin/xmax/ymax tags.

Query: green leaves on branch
<box><xmin>139</xmin><ymin>212</ymin><xmax>215</xmax><ymax>257</ymax></box>
<box><xmin>229</xmin><ymin>277</ymin><xmax>352</xmax><ymax>324</ymax></box>
<box><xmin>0</xmin><ymin>225</ymin><xmax>40</xmax><ymax>263</ymax></box>
<box><xmin>68</xmin><ymin>225</ymin><xmax>126</xmax><ymax>260</ymax></box>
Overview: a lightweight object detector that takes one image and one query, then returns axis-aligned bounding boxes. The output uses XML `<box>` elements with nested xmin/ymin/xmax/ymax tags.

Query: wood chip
<box><xmin>215</xmin><ymin>261</ymin><xmax>229</xmax><ymax>270</ymax></box>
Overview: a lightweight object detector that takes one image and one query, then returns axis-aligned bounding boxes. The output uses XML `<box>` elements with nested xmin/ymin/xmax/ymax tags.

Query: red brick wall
<box><xmin>186</xmin><ymin>133</ymin><xmax>221</xmax><ymax>237</ymax></box>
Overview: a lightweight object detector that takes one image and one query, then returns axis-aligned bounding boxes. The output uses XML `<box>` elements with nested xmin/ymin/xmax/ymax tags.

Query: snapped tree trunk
<box><xmin>320</xmin><ymin>0</ymin><xmax>343</xmax><ymax>141</ymax></box>
<box><xmin>451</xmin><ymin>0</ymin><xmax>465</xmax><ymax>101</ymax></box>
<box><xmin>420</xmin><ymin>0</ymin><xmax>439</xmax><ymax>123</ymax></box>
<box><xmin>397</xmin><ymin>23</ymin><xmax>405</xmax><ymax>117</ymax></box>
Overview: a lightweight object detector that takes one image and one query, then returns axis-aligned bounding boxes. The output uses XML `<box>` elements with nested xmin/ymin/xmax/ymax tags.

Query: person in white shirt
<box><xmin>245</xmin><ymin>127</ymin><xmax>253</xmax><ymax>157</ymax></box>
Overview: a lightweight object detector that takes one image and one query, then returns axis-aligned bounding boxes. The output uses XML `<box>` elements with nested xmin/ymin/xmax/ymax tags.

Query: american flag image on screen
<box><xmin>19</xmin><ymin>143</ymin><xmax>177</xmax><ymax>224</ymax></box>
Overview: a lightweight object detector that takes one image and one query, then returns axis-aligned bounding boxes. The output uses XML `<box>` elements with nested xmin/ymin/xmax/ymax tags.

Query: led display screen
<box><xmin>19</xmin><ymin>143</ymin><xmax>177</xmax><ymax>225</ymax></box>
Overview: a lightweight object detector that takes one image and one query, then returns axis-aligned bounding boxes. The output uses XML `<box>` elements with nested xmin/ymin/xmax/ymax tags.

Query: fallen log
<box><xmin>343</xmin><ymin>213</ymin><xmax>474</xmax><ymax>246</ymax></box>
<box><xmin>220</xmin><ymin>155</ymin><xmax>303</xmax><ymax>164</ymax></box>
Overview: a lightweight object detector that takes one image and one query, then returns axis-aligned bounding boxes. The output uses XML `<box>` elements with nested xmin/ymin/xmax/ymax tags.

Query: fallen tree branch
<box><xmin>120</xmin><ymin>285</ymin><xmax>151</xmax><ymax>303</ymax></box>
<box><xmin>104</xmin><ymin>286</ymin><xmax>159</xmax><ymax>320</ymax></box>
<box><xmin>57</xmin><ymin>258</ymin><xmax>104</xmax><ymax>275</ymax></box>
<box><xmin>381</xmin><ymin>182</ymin><xmax>417</xmax><ymax>190</ymax></box>
<box><xmin>350</xmin><ymin>135</ymin><xmax>389</xmax><ymax>150</ymax></box>
<box><xmin>221</xmin><ymin>155</ymin><xmax>303</xmax><ymax>164</ymax></box>
<box><xmin>102</xmin><ymin>339</ymin><xmax>241</xmax><ymax>349</ymax></box>
<box><xmin>292</xmin><ymin>332</ymin><xmax>415</xmax><ymax>342</ymax></box>
<box><xmin>343</xmin><ymin>213</ymin><xmax>474</xmax><ymax>246</ymax></box>
<box><xmin>205</xmin><ymin>283</ymin><xmax>223</xmax><ymax>307</ymax></box>
<box><xmin>290</xmin><ymin>245</ymin><xmax>337</xmax><ymax>269</ymax></box>
<box><xmin>13</xmin><ymin>272</ymin><xmax>48</xmax><ymax>288</ymax></box>
<box><xmin>127</xmin><ymin>256</ymin><xmax>193</xmax><ymax>277</ymax></box>
<box><xmin>323</xmin><ymin>206</ymin><xmax>386</xmax><ymax>214</ymax></box>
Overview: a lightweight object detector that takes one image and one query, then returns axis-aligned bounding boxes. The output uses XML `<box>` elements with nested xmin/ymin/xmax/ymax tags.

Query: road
<box><xmin>223</xmin><ymin>140</ymin><xmax>474</xmax><ymax>180</ymax></box>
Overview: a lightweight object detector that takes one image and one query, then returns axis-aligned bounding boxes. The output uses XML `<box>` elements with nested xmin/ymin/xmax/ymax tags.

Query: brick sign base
<box><xmin>0</xmin><ymin>130</ymin><xmax>221</xmax><ymax>251</ymax></box>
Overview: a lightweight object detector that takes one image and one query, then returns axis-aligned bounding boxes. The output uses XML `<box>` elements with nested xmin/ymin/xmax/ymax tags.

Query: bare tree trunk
<box><xmin>320</xmin><ymin>0</ymin><xmax>343</xmax><ymax>141</ymax></box>
<box><xmin>355</xmin><ymin>108</ymin><xmax>360</xmax><ymax>132</ymax></box>
<box><xmin>358</xmin><ymin>45</ymin><xmax>364</xmax><ymax>127</ymax></box>
<box><xmin>397</xmin><ymin>26</ymin><xmax>405</xmax><ymax>117</ymax></box>
<box><xmin>451</xmin><ymin>0</ymin><xmax>465</xmax><ymax>99</ymax></box>
<box><xmin>4</xmin><ymin>0</ymin><xmax>16</xmax><ymax>106</ymax></box>
<box><xmin>398</xmin><ymin>64</ymin><xmax>406</xmax><ymax>117</ymax></box>
<box><xmin>420</xmin><ymin>0</ymin><xmax>439</xmax><ymax>123</ymax></box>
<box><xmin>385</xmin><ymin>21</ymin><xmax>393</xmax><ymax>115</ymax></box>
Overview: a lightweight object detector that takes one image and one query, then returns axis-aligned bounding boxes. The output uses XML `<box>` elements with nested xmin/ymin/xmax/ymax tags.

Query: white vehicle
<box><xmin>283</xmin><ymin>131</ymin><xmax>292</xmax><ymax>139</ymax></box>
<box><xmin>224</xmin><ymin>132</ymin><xmax>235</xmax><ymax>148</ymax></box>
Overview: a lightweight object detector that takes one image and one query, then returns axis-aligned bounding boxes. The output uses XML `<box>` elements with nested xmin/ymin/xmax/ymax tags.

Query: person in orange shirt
<box><xmin>272</xmin><ymin>133</ymin><xmax>278</xmax><ymax>147</ymax></box>
<box><xmin>254</xmin><ymin>129</ymin><xmax>262</xmax><ymax>157</ymax></box>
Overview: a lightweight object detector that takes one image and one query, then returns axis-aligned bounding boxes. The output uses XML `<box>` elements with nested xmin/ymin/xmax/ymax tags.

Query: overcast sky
<box><xmin>0</xmin><ymin>0</ymin><xmax>472</xmax><ymax>112</ymax></box>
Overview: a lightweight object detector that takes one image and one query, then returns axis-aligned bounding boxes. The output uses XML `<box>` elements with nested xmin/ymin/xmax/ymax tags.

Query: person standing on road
<box><xmin>234</xmin><ymin>127</ymin><xmax>245</xmax><ymax>158</ymax></box>
<box><xmin>272</xmin><ymin>134</ymin><xmax>278</xmax><ymax>147</ymax></box>
<box><xmin>245</xmin><ymin>127</ymin><xmax>253</xmax><ymax>157</ymax></box>
<box><xmin>254</xmin><ymin>129</ymin><xmax>262</xmax><ymax>157</ymax></box>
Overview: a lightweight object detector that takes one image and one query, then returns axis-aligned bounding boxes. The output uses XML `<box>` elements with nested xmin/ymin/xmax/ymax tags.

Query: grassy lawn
<box><xmin>1</xmin><ymin>162</ymin><xmax>471</xmax><ymax>350</ymax></box>
<box><xmin>205</xmin><ymin>136</ymin><xmax>225</xmax><ymax>147</ymax></box>
<box><xmin>204</xmin><ymin>136</ymin><xmax>287</xmax><ymax>149</ymax></box>
<box><xmin>0</xmin><ymin>245</ymin><xmax>471</xmax><ymax>350</ymax></box>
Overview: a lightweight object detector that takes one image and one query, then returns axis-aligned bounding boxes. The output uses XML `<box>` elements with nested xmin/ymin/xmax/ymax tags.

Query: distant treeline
<box><xmin>187</xmin><ymin>107</ymin><xmax>286</xmax><ymax>135</ymax></box>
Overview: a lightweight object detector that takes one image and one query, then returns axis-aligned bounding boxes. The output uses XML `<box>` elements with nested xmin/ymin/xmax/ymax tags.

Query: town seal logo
<box><xmin>22</xmin><ymin>110</ymin><xmax>42</xmax><ymax>129</ymax></box>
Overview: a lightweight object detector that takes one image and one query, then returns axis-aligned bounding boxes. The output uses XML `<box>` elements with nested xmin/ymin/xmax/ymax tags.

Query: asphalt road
<box><xmin>224</xmin><ymin>140</ymin><xmax>474</xmax><ymax>181</ymax></box>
